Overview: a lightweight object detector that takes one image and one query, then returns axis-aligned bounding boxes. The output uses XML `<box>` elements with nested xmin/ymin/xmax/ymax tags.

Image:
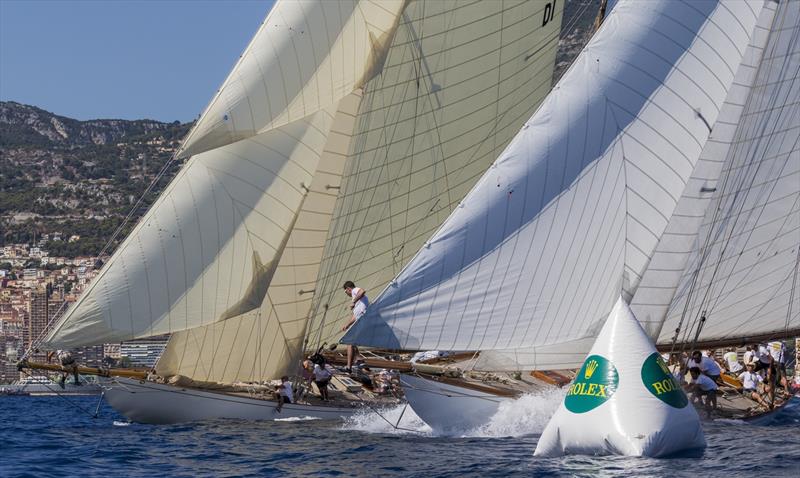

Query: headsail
<box><xmin>156</xmin><ymin>91</ymin><xmax>362</xmax><ymax>382</ymax></box>
<box><xmin>342</xmin><ymin>0</ymin><xmax>765</xmax><ymax>359</ymax></box>
<box><xmin>178</xmin><ymin>0</ymin><xmax>409</xmax><ymax>158</ymax></box>
<box><xmin>42</xmin><ymin>0</ymin><xmax>411</xmax><ymax>349</ymax></box>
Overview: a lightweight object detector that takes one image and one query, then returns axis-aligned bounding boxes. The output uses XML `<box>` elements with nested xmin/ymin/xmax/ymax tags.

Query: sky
<box><xmin>0</xmin><ymin>0</ymin><xmax>275</xmax><ymax>122</ymax></box>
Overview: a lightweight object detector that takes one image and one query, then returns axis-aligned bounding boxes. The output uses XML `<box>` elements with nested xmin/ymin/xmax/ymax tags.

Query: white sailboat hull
<box><xmin>103</xmin><ymin>378</ymin><xmax>361</xmax><ymax>424</ymax></box>
<box><xmin>400</xmin><ymin>374</ymin><xmax>508</xmax><ymax>434</ymax></box>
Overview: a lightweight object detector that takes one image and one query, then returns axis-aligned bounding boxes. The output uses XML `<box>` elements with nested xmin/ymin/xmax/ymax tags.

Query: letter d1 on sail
<box><xmin>534</xmin><ymin>298</ymin><xmax>705</xmax><ymax>457</ymax></box>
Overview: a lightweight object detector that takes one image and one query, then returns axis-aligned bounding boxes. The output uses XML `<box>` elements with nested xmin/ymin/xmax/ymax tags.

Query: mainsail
<box><xmin>342</xmin><ymin>0</ymin><xmax>776</xmax><ymax>369</ymax></box>
<box><xmin>42</xmin><ymin>0</ymin><xmax>566</xmax><ymax>384</ymax></box>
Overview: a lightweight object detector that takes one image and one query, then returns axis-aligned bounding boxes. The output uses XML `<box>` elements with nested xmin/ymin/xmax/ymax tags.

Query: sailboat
<box><xmin>23</xmin><ymin>0</ymin><xmax>567</xmax><ymax>424</ymax></box>
<box><xmin>340</xmin><ymin>0</ymin><xmax>800</xmax><ymax>432</ymax></box>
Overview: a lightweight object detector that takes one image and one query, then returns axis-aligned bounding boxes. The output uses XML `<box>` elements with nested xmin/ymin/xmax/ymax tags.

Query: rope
<box><xmin>18</xmin><ymin>368</ymin><xmax>102</xmax><ymax>418</ymax></box>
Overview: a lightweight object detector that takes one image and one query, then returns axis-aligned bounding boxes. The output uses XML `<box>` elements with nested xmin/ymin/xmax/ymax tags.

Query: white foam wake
<box><xmin>341</xmin><ymin>404</ymin><xmax>432</xmax><ymax>435</ymax></box>
<box><xmin>273</xmin><ymin>416</ymin><xmax>322</xmax><ymax>422</ymax></box>
<box><xmin>467</xmin><ymin>387</ymin><xmax>566</xmax><ymax>437</ymax></box>
<box><xmin>342</xmin><ymin>387</ymin><xmax>565</xmax><ymax>437</ymax></box>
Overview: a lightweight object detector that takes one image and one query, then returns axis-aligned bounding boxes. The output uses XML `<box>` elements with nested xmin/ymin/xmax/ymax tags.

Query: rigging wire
<box><xmin>668</xmin><ymin>5</ymin><xmax>794</xmax><ymax>356</ymax></box>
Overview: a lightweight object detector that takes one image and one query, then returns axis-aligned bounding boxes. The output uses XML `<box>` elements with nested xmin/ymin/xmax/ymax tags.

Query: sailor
<box><xmin>723</xmin><ymin>347</ymin><xmax>743</xmax><ymax>373</ymax></box>
<box><xmin>753</xmin><ymin>343</ymin><xmax>772</xmax><ymax>376</ymax></box>
<box><xmin>275</xmin><ymin>375</ymin><xmax>293</xmax><ymax>412</ymax></box>
<box><xmin>688</xmin><ymin>366</ymin><xmax>718</xmax><ymax>416</ymax></box>
<box><xmin>742</xmin><ymin>345</ymin><xmax>756</xmax><ymax>368</ymax></box>
<box><xmin>312</xmin><ymin>361</ymin><xmax>333</xmax><ymax>401</ymax></box>
<box><xmin>737</xmin><ymin>363</ymin><xmax>767</xmax><ymax>409</ymax></box>
<box><xmin>46</xmin><ymin>349</ymin><xmax>80</xmax><ymax>389</ymax></box>
<box><xmin>689</xmin><ymin>350</ymin><xmax>721</xmax><ymax>383</ymax></box>
<box><xmin>766</xmin><ymin>340</ymin><xmax>789</xmax><ymax>401</ymax></box>
<box><xmin>341</xmin><ymin>280</ymin><xmax>369</xmax><ymax>372</ymax></box>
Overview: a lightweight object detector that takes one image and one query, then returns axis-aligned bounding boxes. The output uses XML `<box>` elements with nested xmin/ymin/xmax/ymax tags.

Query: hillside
<box><xmin>0</xmin><ymin>101</ymin><xmax>191</xmax><ymax>257</ymax></box>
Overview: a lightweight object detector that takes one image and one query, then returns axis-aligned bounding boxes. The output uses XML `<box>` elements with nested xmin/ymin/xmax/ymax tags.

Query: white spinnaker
<box><xmin>342</xmin><ymin>0</ymin><xmax>764</xmax><ymax>355</ymax></box>
<box><xmin>179</xmin><ymin>0</ymin><xmax>408</xmax><ymax>158</ymax></box>
<box><xmin>44</xmin><ymin>109</ymin><xmax>336</xmax><ymax>348</ymax></box>
<box><xmin>305</xmin><ymin>0</ymin><xmax>564</xmax><ymax>347</ymax></box>
<box><xmin>156</xmin><ymin>92</ymin><xmax>362</xmax><ymax>382</ymax></box>
<box><xmin>657</xmin><ymin>0</ymin><xmax>800</xmax><ymax>345</ymax></box>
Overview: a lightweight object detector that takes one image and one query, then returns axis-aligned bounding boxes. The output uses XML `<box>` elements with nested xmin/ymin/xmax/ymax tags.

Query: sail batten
<box><xmin>341</xmin><ymin>0</ymin><xmax>767</xmax><ymax>360</ymax></box>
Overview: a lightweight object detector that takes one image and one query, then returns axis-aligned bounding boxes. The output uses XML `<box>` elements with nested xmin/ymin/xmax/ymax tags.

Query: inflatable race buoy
<box><xmin>534</xmin><ymin>297</ymin><xmax>705</xmax><ymax>457</ymax></box>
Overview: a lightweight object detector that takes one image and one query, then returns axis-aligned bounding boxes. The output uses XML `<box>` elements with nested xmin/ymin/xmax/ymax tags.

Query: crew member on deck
<box><xmin>689</xmin><ymin>350</ymin><xmax>721</xmax><ymax>383</ymax></box>
<box><xmin>737</xmin><ymin>363</ymin><xmax>768</xmax><ymax>409</ymax></box>
<box><xmin>688</xmin><ymin>367</ymin><xmax>718</xmax><ymax>417</ymax></box>
<box><xmin>47</xmin><ymin>349</ymin><xmax>80</xmax><ymax>389</ymax></box>
<box><xmin>275</xmin><ymin>375</ymin><xmax>293</xmax><ymax>412</ymax></box>
<box><xmin>723</xmin><ymin>347</ymin><xmax>743</xmax><ymax>373</ymax></box>
<box><xmin>341</xmin><ymin>280</ymin><xmax>369</xmax><ymax>372</ymax></box>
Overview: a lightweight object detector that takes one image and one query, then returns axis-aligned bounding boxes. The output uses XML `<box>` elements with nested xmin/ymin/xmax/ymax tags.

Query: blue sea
<box><xmin>2</xmin><ymin>393</ymin><xmax>799</xmax><ymax>477</ymax></box>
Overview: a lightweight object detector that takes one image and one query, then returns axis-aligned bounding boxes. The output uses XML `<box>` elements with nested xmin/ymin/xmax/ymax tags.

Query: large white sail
<box><xmin>44</xmin><ymin>108</ymin><xmax>336</xmax><ymax>348</ymax></box>
<box><xmin>305</xmin><ymin>0</ymin><xmax>564</xmax><ymax>348</ymax></box>
<box><xmin>156</xmin><ymin>0</ymin><xmax>564</xmax><ymax>382</ymax></box>
<box><xmin>156</xmin><ymin>91</ymin><xmax>362</xmax><ymax>382</ymax></box>
<box><xmin>43</xmin><ymin>0</ymin><xmax>412</xmax><ymax>349</ymax></box>
<box><xmin>656</xmin><ymin>0</ymin><xmax>800</xmax><ymax>346</ymax></box>
<box><xmin>179</xmin><ymin>0</ymin><xmax>408</xmax><ymax>158</ymax></box>
<box><xmin>342</xmin><ymin>0</ymin><xmax>765</xmax><ymax>357</ymax></box>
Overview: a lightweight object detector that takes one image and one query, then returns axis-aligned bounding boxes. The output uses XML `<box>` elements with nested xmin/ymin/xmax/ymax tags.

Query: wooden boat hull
<box><xmin>400</xmin><ymin>374</ymin><xmax>508</xmax><ymax>433</ymax></box>
<box><xmin>103</xmin><ymin>378</ymin><xmax>362</xmax><ymax>424</ymax></box>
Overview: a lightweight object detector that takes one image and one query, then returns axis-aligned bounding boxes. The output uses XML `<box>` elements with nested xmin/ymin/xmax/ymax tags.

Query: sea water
<box><xmin>1</xmin><ymin>393</ymin><xmax>798</xmax><ymax>477</ymax></box>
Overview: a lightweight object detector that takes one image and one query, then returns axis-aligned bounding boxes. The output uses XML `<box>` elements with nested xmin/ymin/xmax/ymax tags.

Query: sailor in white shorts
<box><xmin>341</xmin><ymin>280</ymin><xmax>368</xmax><ymax>372</ymax></box>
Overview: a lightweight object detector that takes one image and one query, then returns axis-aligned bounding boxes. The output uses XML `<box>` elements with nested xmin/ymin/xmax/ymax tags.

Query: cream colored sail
<box><xmin>44</xmin><ymin>109</ymin><xmax>335</xmax><ymax>348</ymax></box>
<box><xmin>157</xmin><ymin>92</ymin><xmax>362</xmax><ymax>382</ymax></box>
<box><xmin>43</xmin><ymin>0</ymin><xmax>411</xmax><ymax>349</ymax></box>
<box><xmin>178</xmin><ymin>0</ymin><xmax>408</xmax><ymax>158</ymax></box>
<box><xmin>305</xmin><ymin>0</ymin><xmax>565</xmax><ymax>348</ymax></box>
<box><xmin>342</xmin><ymin>0</ymin><xmax>766</xmax><ymax>367</ymax></box>
<box><xmin>157</xmin><ymin>0</ymin><xmax>564</xmax><ymax>382</ymax></box>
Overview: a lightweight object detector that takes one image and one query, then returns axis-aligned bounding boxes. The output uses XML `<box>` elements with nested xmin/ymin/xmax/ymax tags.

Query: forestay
<box><xmin>343</xmin><ymin>0</ymin><xmax>765</xmax><ymax>358</ymax></box>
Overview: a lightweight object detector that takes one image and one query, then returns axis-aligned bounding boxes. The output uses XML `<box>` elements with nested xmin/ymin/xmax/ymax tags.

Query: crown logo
<box><xmin>584</xmin><ymin>359</ymin><xmax>599</xmax><ymax>379</ymax></box>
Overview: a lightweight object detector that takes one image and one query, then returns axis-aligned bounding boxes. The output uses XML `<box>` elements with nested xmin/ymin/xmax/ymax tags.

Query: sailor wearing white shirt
<box><xmin>738</xmin><ymin>363</ymin><xmax>768</xmax><ymax>408</ymax></box>
<box><xmin>688</xmin><ymin>367</ymin><xmax>718</xmax><ymax>415</ymax></box>
<box><xmin>341</xmin><ymin>280</ymin><xmax>369</xmax><ymax>372</ymax></box>
<box><xmin>275</xmin><ymin>375</ymin><xmax>293</xmax><ymax>412</ymax></box>
<box><xmin>723</xmin><ymin>348</ymin><xmax>743</xmax><ymax>373</ymax></box>
<box><xmin>689</xmin><ymin>350</ymin><xmax>721</xmax><ymax>383</ymax></box>
<box><xmin>754</xmin><ymin>343</ymin><xmax>772</xmax><ymax>374</ymax></box>
<box><xmin>767</xmin><ymin>340</ymin><xmax>789</xmax><ymax>391</ymax></box>
<box><xmin>743</xmin><ymin>346</ymin><xmax>756</xmax><ymax>367</ymax></box>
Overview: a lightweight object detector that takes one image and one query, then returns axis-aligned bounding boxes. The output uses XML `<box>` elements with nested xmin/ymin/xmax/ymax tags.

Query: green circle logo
<box><xmin>564</xmin><ymin>354</ymin><xmax>619</xmax><ymax>413</ymax></box>
<box><xmin>640</xmin><ymin>353</ymin><xmax>688</xmax><ymax>408</ymax></box>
